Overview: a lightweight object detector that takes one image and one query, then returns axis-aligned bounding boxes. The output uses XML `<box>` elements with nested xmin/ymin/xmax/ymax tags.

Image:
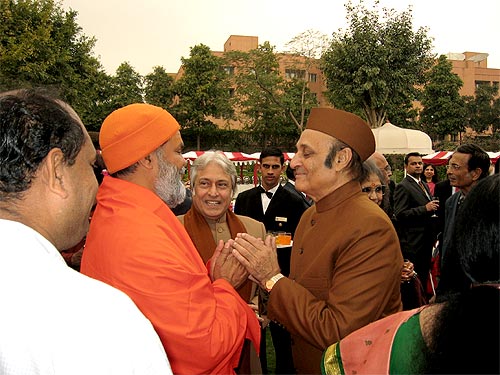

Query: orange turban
<box><xmin>99</xmin><ymin>103</ymin><xmax>180</xmax><ymax>174</ymax></box>
<box><xmin>306</xmin><ymin>108</ymin><xmax>375</xmax><ymax>161</ymax></box>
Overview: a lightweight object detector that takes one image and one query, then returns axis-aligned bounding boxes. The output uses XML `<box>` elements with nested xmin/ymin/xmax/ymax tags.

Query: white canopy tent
<box><xmin>371</xmin><ymin>122</ymin><xmax>434</xmax><ymax>155</ymax></box>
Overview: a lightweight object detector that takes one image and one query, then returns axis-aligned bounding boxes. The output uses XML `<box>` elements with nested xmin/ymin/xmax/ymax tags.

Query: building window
<box><xmin>309</xmin><ymin>73</ymin><xmax>317</xmax><ymax>83</ymax></box>
<box><xmin>285</xmin><ymin>69</ymin><xmax>305</xmax><ymax>79</ymax></box>
<box><xmin>475</xmin><ymin>80</ymin><xmax>490</xmax><ymax>89</ymax></box>
<box><xmin>224</xmin><ymin>66</ymin><xmax>235</xmax><ymax>75</ymax></box>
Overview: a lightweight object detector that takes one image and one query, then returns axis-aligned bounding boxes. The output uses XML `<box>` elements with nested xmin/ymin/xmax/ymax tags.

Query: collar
<box><xmin>407</xmin><ymin>174</ymin><xmax>421</xmax><ymax>184</ymax></box>
<box><xmin>315</xmin><ymin>180</ymin><xmax>361</xmax><ymax>213</ymax></box>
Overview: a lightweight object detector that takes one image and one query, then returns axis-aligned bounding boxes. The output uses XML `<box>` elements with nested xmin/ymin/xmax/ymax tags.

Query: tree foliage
<box><xmin>0</xmin><ymin>0</ymin><xmax>113</xmax><ymax>130</ymax></box>
<box><xmin>419</xmin><ymin>55</ymin><xmax>466</xmax><ymax>138</ymax></box>
<box><xmin>321</xmin><ymin>0</ymin><xmax>434</xmax><ymax>128</ymax></box>
<box><xmin>173</xmin><ymin>44</ymin><xmax>233</xmax><ymax>150</ymax></box>
<box><xmin>465</xmin><ymin>83</ymin><xmax>500</xmax><ymax>135</ymax></box>
<box><xmin>225</xmin><ymin>41</ymin><xmax>316</xmax><ymax>147</ymax></box>
<box><xmin>108</xmin><ymin>62</ymin><xmax>143</xmax><ymax>109</ymax></box>
<box><xmin>144</xmin><ymin>66</ymin><xmax>175</xmax><ymax>108</ymax></box>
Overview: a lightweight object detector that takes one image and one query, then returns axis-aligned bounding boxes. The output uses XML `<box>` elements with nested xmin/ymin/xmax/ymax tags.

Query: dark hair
<box><xmin>404</xmin><ymin>152</ymin><xmax>421</xmax><ymax>165</ymax></box>
<box><xmin>0</xmin><ymin>89</ymin><xmax>85</xmax><ymax>201</ymax></box>
<box><xmin>427</xmin><ymin>175</ymin><xmax>499</xmax><ymax>374</ymax></box>
<box><xmin>455</xmin><ymin>143</ymin><xmax>491</xmax><ymax>179</ymax></box>
<box><xmin>423</xmin><ymin>163</ymin><xmax>439</xmax><ymax>183</ymax></box>
<box><xmin>260</xmin><ymin>146</ymin><xmax>284</xmax><ymax>165</ymax></box>
<box><xmin>325</xmin><ymin>140</ymin><xmax>363</xmax><ymax>179</ymax></box>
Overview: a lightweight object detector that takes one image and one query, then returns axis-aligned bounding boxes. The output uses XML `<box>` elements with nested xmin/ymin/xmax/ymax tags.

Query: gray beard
<box><xmin>154</xmin><ymin>159</ymin><xmax>186</xmax><ymax>209</ymax></box>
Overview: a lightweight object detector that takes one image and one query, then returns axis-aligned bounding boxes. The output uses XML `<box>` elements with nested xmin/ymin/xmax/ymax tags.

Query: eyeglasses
<box><xmin>446</xmin><ymin>164</ymin><xmax>462</xmax><ymax>171</ymax></box>
<box><xmin>361</xmin><ymin>185</ymin><xmax>386</xmax><ymax>195</ymax></box>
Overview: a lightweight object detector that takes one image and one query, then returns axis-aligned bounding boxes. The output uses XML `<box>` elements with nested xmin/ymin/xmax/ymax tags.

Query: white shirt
<box><xmin>0</xmin><ymin>219</ymin><xmax>172</xmax><ymax>375</ymax></box>
<box><xmin>261</xmin><ymin>184</ymin><xmax>279</xmax><ymax>214</ymax></box>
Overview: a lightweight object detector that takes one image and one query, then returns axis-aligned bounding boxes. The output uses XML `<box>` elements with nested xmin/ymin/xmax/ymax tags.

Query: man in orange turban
<box><xmin>81</xmin><ymin>103</ymin><xmax>260</xmax><ymax>374</ymax></box>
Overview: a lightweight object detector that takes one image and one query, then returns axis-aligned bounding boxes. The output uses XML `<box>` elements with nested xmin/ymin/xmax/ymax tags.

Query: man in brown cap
<box><xmin>81</xmin><ymin>103</ymin><xmax>260</xmax><ymax>375</ymax></box>
<box><xmin>231</xmin><ymin>108</ymin><xmax>403</xmax><ymax>374</ymax></box>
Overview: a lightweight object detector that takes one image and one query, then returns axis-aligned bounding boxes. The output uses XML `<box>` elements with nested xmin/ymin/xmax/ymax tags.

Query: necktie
<box><xmin>259</xmin><ymin>186</ymin><xmax>273</xmax><ymax>199</ymax></box>
<box><xmin>418</xmin><ymin>180</ymin><xmax>430</xmax><ymax>200</ymax></box>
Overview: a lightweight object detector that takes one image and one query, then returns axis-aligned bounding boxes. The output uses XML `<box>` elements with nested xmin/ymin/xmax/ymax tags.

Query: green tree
<box><xmin>108</xmin><ymin>62</ymin><xmax>143</xmax><ymax>109</ymax></box>
<box><xmin>419</xmin><ymin>55</ymin><xmax>466</xmax><ymax>138</ymax></box>
<box><xmin>0</xmin><ymin>0</ymin><xmax>112</xmax><ymax>130</ymax></box>
<box><xmin>321</xmin><ymin>0</ymin><xmax>434</xmax><ymax>128</ymax></box>
<box><xmin>144</xmin><ymin>66</ymin><xmax>175</xmax><ymax>108</ymax></box>
<box><xmin>226</xmin><ymin>41</ymin><xmax>310</xmax><ymax>147</ymax></box>
<box><xmin>173</xmin><ymin>44</ymin><xmax>233</xmax><ymax>150</ymax></box>
<box><xmin>465</xmin><ymin>83</ymin><xmax>500</xmax><ymax>135</ymax></box>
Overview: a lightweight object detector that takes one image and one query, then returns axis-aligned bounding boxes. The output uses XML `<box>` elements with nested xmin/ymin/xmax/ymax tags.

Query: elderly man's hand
<box><xmin>230</xmin><ymin>233</ymin><xmax>281</xmax><ymax>286</ymax></box>
<box><xmin>210</xmin><ymin>240</ymin><xmax>249</xmax><ymax>289</ymax></box>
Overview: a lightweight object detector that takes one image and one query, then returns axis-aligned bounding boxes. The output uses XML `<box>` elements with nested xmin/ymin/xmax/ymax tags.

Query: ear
<box><xmin>40</xmin><ymin>148</ymin><xmax>70</xmax><ymax>199</ymax></box>
<box><xmin>470</xmin><ymin>167</ymin><xmax>483</xmax><ymax>182</ymax></box>
<box><xmin>138</xmin><ymin>154</ymin><xmax>155</xmax><ymax>170</ymax></box>
<box><xmin>335</xmin><ymin>148</ymin><xmax>352</xmax><ymax>172</ymax></box>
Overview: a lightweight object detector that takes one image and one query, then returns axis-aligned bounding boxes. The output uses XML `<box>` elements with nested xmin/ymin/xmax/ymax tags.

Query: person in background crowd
<box><xmin>231</xmin><ymin>108</ymin><xmax>402</xmax><ymax>374</ymax></box>
<box><xmin>234</xmin><ymin>146</ymin><xmax>307</xmax><ymax>375</ymax></box>
<box><xmin>321</xmin><ymin>174</ymin><xmax>499</xmax><ymax>375</ymax></box>
<box><xmin>423</xmin><ymin>163</ymin><xmax>439</xmax><ymax>195</ymax></box>
<box><xmin>359</xmin><ymin>160</ymin><xmax>424</xmax><ymax>310</ymax></box>
<box><xmin>0</xmin><ymin>89</ymin><xmax>171</xmax><ymax>374</ymax></box>
<box><xmin>437</xmin><ymin>143</ymin><xmax>491</xmax><ymax>295</ymax></box>
<box><xmin>81</xmin><ymin>103</ymin><xmax>259</xmax><ymax>375</ymax></box>
<box><xmin>367</xmin><ymin>151</ymin><xmax>395</xmax><ymax>219</ymax></box>
<box><xmin>394</xmin><ymin>152</ymin><xmax>438</xmax><ymax>289</ymax></box>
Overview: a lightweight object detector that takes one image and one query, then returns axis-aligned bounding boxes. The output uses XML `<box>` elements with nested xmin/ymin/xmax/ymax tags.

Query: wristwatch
<box><xmin>265</xmin><ymin>273</ymin><xmax>285</xmax><ymax>292</ymax></box>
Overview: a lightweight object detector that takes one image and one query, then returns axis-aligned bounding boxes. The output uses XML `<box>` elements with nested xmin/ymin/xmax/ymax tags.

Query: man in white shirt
<box><xmin>0</xmin><ymin>89</ymin><xmax>171</xmax><ymax>375</ymax></box>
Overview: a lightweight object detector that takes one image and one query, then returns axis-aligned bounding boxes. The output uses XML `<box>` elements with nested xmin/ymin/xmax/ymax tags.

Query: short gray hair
<box><xmin>190</xmin><ymin>151</ymin><xmax>238</xmax><ymax>195</ymax></box>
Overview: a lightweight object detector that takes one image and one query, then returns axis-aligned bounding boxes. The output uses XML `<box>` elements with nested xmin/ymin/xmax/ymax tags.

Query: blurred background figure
<box><xmin>423</xmin><ymin>163</ymin><xmax>439</xmax><ymax>195</ymax></box>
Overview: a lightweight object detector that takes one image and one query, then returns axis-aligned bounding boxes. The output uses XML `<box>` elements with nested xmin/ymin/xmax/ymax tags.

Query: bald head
<box><xmin>368</xmin><ymin>152</ymin><xmax>392</xmax><ymax>184</ymax></box>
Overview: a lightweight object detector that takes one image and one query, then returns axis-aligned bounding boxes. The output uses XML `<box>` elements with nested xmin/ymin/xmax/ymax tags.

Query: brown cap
<box><xmin>305</xmin><ymin>108</ymin><xmax>375</xmax><ymax>161</ymax></box>
<box><xmin>99</xmin><ymin>103</ymin><xmax>180</xmax><ymax>174</ymax></box>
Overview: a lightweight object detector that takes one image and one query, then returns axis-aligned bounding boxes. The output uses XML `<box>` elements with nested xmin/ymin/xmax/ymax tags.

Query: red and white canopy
<box><xmin>182</xmin><ymin>151</ymin><xmax>295</xmax><ymax>165</ymax></box>
<box><xmin>422</xmin><ymin>151</ymin><xmax>500</xmax><ymax>166</ymax></box>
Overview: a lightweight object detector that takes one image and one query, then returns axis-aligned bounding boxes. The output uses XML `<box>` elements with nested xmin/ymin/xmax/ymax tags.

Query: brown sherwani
<box><xmin>268</xmin><ymin>180</ymin><xmax>403</xmax><ymax>374</ymax></box>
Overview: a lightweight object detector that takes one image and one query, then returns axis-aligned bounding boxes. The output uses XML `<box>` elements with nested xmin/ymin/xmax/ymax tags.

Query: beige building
<box><xmin>447</xmin><ymin>52</ymin><xmax>500</xmax><ymax>96</ymax></box>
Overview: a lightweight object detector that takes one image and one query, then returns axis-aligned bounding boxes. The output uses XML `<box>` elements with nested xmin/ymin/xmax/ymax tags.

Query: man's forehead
<box><xmin>297</xmin><ymin>129</ymin><xmax>334</xmax><ymax>150</ymax></box>
<box><xmin>260</xmin><ymin>156</ymin><xmax>282</xmax><ymax>165</ymax></box>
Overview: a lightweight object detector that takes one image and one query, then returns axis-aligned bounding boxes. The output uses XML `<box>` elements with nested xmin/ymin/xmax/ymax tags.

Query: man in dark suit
<box><xmin>433</xmin><ymin>178</ymin><xmax>453</xmax><ymax>235</ymax></box>
<box><xmin>235</xmin><ymin>146</ymin><xmax>307</xmax><ymax>375</ymax></box>
<box><xmin>394</xmin><ymin>152</ymin><xmax>439</xmax><ymax>289</ymax></box>
<box><xmin>282</xmin><ymin>164</ymin><xmax>313</xmax><ymax>210</ymax></box>
<box><xmin>437</xmin><ymin>144</ymin><xmax>491</xmax><ymax>294</ymax></box>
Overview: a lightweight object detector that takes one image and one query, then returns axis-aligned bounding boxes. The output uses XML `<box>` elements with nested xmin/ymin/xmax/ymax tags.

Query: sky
<box><xmin>62</xmin><ymin>0</ymin><xmax>500</xmax><ymax>76</ymax></box>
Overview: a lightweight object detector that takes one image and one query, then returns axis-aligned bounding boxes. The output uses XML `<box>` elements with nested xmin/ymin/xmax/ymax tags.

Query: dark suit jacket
<box><xmin>234</xmin><ymin>184</ymin><xmax>307</xmax><ymax>237</ymax></box>
<box><xmin>433</xmin><ymin>179</ymin><xmax>453</xmax><ymax>235</ymax></box>
<box><xmin>282</xmin><ymin>181</ymin><xmax>312</xmax><ymax>210</ymax></box>
<box><xmin>393</xmin><ymin>176</ymin><xmax>435</xmax><ymax>261</ymax></box>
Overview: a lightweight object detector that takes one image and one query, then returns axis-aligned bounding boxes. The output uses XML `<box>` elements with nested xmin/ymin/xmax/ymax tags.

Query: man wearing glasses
<box><xmin>437</xmin><ymin>143</ymin><xmax>490</xmax><ymax>293</ymax></box>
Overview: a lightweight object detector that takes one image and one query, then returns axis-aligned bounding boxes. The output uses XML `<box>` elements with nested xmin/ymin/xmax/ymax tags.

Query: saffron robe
<box><xmin>81</xmin><ymin>176</ymin><xmax>260</xmax><ymax>375</ymax></box>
